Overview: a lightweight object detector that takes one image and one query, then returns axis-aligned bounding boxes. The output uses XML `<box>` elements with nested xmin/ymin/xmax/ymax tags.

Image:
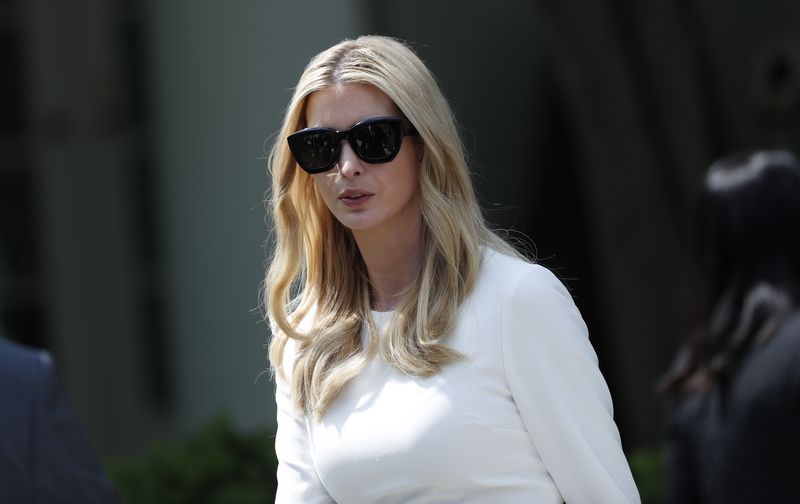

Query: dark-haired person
<box><xmin>661</xmin><ymin>150</ymin><xmax>800</xmax><ymax>503</ymax></box>
<box><xmin>265</xmin><ymin>35</ymin><xmax>639</xmax><ymax>503</ymax></box>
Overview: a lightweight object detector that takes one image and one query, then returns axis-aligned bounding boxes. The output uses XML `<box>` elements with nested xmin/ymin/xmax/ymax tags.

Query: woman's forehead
<box><xmin>305</xmin><ymin>84</ymin><xmax>400</xmax><ymax>130</ymax></box>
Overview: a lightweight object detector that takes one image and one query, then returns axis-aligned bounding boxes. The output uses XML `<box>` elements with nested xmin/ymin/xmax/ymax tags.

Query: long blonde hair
<box><xmin>266</xmin><ymin>35</ymin><xmax>516</xmax><ymax>419</ymax></box>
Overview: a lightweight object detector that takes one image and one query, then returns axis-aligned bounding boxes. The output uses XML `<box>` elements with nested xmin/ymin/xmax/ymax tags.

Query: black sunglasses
<box><xmin>287</xmin><ymin>116</ymin><xmax>418</xmax><ymax>174</ymax></box>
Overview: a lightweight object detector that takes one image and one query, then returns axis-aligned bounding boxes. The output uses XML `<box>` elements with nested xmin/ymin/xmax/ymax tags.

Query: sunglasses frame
<box><xmin>287</xmin><ymin>116</ymin><xmax>418</xmax><ymax>174</ymax></box>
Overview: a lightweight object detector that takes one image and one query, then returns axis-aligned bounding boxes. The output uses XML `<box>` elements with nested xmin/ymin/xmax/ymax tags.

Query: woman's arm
<box><xmin>500</xmin><ymin>265</ymin><xmax>641</xmax><ymax>504</ymax></box>
<box><xmin>273</xmin><ymin>340</ymin><xmax>335</xmax><ymax>504</ymax></box>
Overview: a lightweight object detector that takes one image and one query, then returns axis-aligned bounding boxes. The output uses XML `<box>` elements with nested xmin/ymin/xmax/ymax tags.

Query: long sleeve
<box><xmin>500</xmin><ymin>266</ymin><xmax>640</xmax><ymax>504</ymax></box>
<box><xmin>273</xmin><ymin>340</ymin><xmax>334</xmax><ymax>504</ymax></box>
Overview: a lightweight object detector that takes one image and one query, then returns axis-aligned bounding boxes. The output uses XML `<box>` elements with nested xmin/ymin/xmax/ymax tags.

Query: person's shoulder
<box><xmin>478</xmin><ymin>248</ymin><xmax>582</xmax><ymax>337</ymax></box>
<box><xmin>480</xmin><ymin>247</ymin><xmax>566</xmax><ymax>298</ymax></box>
<box><xmin>481</xmin><ymin>247</ymin><xmax>534</xmax><ymax>280</ymax></box>
<box><xmin>0</xmin><ymin>337</ymin><xmax>52</xmax><ymax>383</ymax></box>
<box><xmin>0</xmin><ymin>338</ymin><xmax>53</xmax><ymax>439</ymax></box>
<box><xmin>777</xmin><ymin>309</ymin><xmax>800</xmax><ymax>341</ymax></box>
<box><xmin>761</xmin><ymin>308</ymin><xmax>800</xmax><ymax>383</ymax></box>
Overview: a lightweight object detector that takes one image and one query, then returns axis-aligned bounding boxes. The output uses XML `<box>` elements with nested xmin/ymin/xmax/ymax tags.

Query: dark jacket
<box><xmin>665</xmin><ymin>310</ymin><xmax>800</xmax><ymax>504</ymax></box>
<box><xmin>0</xmin><ymin>337</ymin><xmax>119</xmax><ymax>503</ymax></box>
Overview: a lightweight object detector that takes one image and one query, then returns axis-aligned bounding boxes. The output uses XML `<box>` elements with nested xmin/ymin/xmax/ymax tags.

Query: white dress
<box><xmin>273</xmin><ymin>249</ymin><xmax>641</xmax><ymax>503</ymax></box>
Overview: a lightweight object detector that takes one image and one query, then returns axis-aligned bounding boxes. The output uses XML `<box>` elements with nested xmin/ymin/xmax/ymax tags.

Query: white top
<box><xmin>273</xmin><ymin>249</ymin><xmax>641</xmax><ymax>503</ymax></box>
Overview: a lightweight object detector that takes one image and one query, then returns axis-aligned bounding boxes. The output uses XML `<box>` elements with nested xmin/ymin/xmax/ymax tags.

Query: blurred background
<box><xmin>1</xmin><ymin>0</ymin><xmax>799</xmax><ymax>480</ymax></box>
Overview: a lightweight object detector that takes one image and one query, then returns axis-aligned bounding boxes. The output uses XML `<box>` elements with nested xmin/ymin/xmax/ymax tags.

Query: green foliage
<box><xmin>629</xmin><ymin>446</ymin><xmax>666</xmax><ymax>504</ymax></box>
<box><xmin>106</xmin><ymin>417</ymin><xmax>278</xmax><ymax>504</ymax></box>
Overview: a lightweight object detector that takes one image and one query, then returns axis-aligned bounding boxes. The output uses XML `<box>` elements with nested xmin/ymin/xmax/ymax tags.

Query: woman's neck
<box><xmin>353</xmin><ymin>220</ymin><xmax>423</xmax><ymax>312</ymax></box>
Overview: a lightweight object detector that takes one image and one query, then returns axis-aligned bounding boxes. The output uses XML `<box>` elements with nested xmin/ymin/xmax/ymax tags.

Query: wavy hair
<box><xmin>661</xmin><ymin>150</ymin><xmax>800</xmax><ymax>395</ymax></box>
<box><xmin>265</xmin><ymin>36</ymin><xmax>516</xmax><ymax>418</ymax></box>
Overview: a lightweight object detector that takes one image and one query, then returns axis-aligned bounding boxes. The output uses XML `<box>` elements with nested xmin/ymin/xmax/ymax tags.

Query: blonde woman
<box><xmin>265</xmin><ymin>35</ymin><xmax>639</xmax><ymax>504</ymax></box>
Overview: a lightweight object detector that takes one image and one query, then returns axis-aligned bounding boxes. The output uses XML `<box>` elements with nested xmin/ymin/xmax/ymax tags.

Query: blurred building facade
<box><xmin>1</xmin><ymin>0</ymin><xmax>799</xmax><ymax>457</ymax></box>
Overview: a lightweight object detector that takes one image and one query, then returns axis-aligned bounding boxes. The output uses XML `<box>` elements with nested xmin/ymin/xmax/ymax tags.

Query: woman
<box><xmin>265</xmin><ymin>35</ymin><xmax>639</xmax><ymax>503</ymax></box>
<box><xmin>661</xmin><ymin>150</ymin><xmax>800</xmax><ymax>503</ymax></box>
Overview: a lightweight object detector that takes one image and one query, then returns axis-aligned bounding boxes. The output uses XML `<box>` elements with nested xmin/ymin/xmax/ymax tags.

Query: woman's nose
<box><xmin>337</xmin><ymin>142</ymin><xmax>363</xmax><ymax>178</ymax></box>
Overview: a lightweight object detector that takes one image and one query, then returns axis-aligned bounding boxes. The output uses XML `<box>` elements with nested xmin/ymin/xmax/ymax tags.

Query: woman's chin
<box><xmin>334</xmin><ymin>213</ymin><xmax>380</xmax><ymax>233</ymax></box>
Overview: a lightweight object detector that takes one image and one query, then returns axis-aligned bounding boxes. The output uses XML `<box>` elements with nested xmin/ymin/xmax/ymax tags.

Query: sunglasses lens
<box><xmin>351</xmin><ymin>121</ymin><xmax>402</xmax><ymax>162</ymax></box>
<box><xmin>288</xmin><ymin>131</ymin><xmax>338</xmax><ymax>173</ymax></box>
<box><xmin>287</xmin><ymin>118</ymin><xmax>413</xmax><ymax>173</ymax></box>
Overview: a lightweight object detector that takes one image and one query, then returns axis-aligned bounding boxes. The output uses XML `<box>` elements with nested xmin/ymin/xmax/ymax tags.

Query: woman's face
<box><xmin>304</xmin><ymin>84</ymin><xmax>422</xmax><ymax>239</ymax></box>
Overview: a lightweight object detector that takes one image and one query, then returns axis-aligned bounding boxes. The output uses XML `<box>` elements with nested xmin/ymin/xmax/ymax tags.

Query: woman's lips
<box><xmin>338</xmin><ymin>190</ymin><xmax>374</xmax><ymax>208</ymax></box>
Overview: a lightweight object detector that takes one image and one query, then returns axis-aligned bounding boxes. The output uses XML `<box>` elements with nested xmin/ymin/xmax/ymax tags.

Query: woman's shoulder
<box><xmin>479</xmin><ymin>247</ymin><xmax>568</xmax><ymax>301</ymax></box>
